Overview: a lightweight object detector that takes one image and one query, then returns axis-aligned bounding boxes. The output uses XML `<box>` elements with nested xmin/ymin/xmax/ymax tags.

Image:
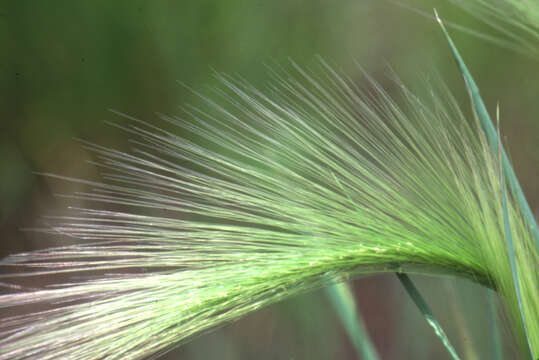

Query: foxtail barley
<box><xmin>0</xmin><ymin>59</ymin><xmax>537</xmax><ymax>359</ymax></box>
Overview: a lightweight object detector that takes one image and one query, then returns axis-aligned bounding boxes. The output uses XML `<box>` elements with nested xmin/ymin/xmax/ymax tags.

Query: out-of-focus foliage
<box><xmin>451</xmin><ymin>0</ymin><xmax>539</xmax><ymax>57</ymax></box>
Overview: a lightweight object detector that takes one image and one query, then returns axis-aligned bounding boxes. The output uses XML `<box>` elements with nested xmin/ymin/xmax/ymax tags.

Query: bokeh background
<box><xmin>1</xmin><ymin>1</ymin><xmax>538</xmax><ymax>359</ymax></box>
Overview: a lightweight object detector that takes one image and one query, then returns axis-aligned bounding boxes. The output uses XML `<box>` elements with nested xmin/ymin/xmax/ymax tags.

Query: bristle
<box><xmin>0</xmin><ymin>62</ymin><xmax>536</xmax><ymax>359</ymax></box>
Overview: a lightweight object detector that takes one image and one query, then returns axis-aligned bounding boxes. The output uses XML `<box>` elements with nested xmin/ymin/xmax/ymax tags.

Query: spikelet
<box><xmin>0</xmin><ymin>61</ymin><xmax>537</xmax><ymax>359</ymax></box>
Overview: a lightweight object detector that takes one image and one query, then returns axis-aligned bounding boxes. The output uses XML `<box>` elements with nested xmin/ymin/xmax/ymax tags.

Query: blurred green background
<box><xmin>1</xmin><ymin>1</ymin><xmax>537</xmax><ymax>359</ymax></box>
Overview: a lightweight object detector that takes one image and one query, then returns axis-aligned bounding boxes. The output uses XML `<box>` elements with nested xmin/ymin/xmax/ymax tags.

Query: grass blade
<box><xmin>325</xmin><ymin>282</ymin><xmax>380</xmax><ymax>360</ymax></box>
<box><xmin>397</xmin><ymin>273</ymin><xmax>461</xmax><ymax>360</ymax></box>
<box><xmin>498</xmin><ymin>129</ymin><xmax>534</xmax><ymax>359</ymax></box>
<box><xmin>487</xmin><ymin>290</ymin><xmax>503</xmax><ymax>360</ymax></box>
<box><xmin>436</xmin><ymin>14</ymin><xmax>538</xmax><ymax>357</ymax></box>
<box><xmin>435</xmin><ymin>9</ymin><xmax>539</xmax><ymax>251</ymax></box>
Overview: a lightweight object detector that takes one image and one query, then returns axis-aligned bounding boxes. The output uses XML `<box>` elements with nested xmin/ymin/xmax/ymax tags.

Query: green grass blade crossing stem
<box><xmin>499</xmin><ymin>129</ymin><xmax>533</xmax><ymax>359</ymax></box>
<box><xmin>435</xmin><ymin>10</ymin><xmax>539</xmax><ymax>250</ymax></box>
<box><xmin>325</xmin><ymin>282</ymin><xmax>380</xmax><ymax>360</ymax></box>
<box><xmin>436</xmin><ymin>10</ymin><xmax>539</xmax><ymax>358</ymax></box>
<box><xmin>397</xmin><ymin>274</ymin><xmax>461</xmax><ymax>360</ymax></box>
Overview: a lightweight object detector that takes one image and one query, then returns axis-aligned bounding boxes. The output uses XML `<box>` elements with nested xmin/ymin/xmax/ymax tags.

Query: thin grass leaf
<box><xmin>487</xmin><ymin>289</ymin><xmax>504</xmax><ymax>360</ymax></box>
<box><xmin>498</xmin><ymin>125</ymin><xmax>534</xmax><ymax>359</ymax></box>
<box><xmin>436</xmin><ymin>9</ymin><xmax>539</xmax><ymax>250</ymax></box>
<box><xmin>437</xmin><ymin>11</ymin><xmax>539</xmax><ymax>357</ymax></box>
<box><xmin>0</xmin><ymin>60</ymin><xmax>537</xmax><ymax>359</ymax></box>
<box><xmin>397</xmin><ymin>273</ymin><xmax>461</xmax><ymax>360</ymax></box>
<box><xmin>487</xmin><ymin>106</ymin><xmax>505</xmax><ymax>360</ymax></box>
<box><xmin>325</xmin><ymin>282</ymin><xmax>380</xmax><ymax>360</ymax></box>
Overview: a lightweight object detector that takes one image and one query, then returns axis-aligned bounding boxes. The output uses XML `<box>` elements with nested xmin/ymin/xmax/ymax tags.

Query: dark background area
<box><xmin>1</xmin><ymin>1</ymin><xmax>537</xmax><ymax>359</ymax></box>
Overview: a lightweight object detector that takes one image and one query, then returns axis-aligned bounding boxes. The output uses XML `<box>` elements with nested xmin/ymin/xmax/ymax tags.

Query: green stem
<box><xmin>397</xmin><ymin>273</ymin><xmax>461</xmax><ymax>360</ymax></box>
<box><xmin>499</xmin><ymin>143</ymin><xmax>533</xmax><ymax>359</ymax></box>
<box><xmin>487</xmin><ymin>290</ymin><xmax>503</xmax><ymax>360</ymax></box>
<box><xmin>325</xmin><ymin>282</ymin><xmax>380</xmax><ymax>360</ymax></box>
<box><xmin>436</xmin><ymin>11</ymin><xmax>535</xmax><ymax>358</ymax></box>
